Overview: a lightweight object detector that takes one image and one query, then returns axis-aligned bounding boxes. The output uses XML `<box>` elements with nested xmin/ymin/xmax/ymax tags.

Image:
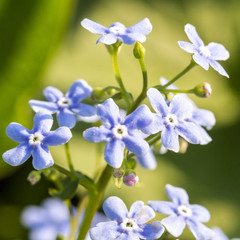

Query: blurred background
<box><xmin>0</xmin><ymin>0</ymin><xmax>239</xmax><ymax>239</ymax></box>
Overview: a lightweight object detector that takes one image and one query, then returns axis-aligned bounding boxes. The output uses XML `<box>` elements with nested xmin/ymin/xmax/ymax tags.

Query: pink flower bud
<box><xmin>123</xmin><ymin>173</ymin><xmax>139</xmax><ymax>187</ymax></box>
<box><xmin>193</xmin><ymin>82</ymin><xmax>212</xmax><ymax>98</ymax></box>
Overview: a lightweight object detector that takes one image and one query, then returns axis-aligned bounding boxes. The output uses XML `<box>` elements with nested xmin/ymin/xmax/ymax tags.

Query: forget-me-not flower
<box><xmin>90</xmin><ymin>196</ymin><xmax>164</xmax><ymax>240</ymax></box>
<box><xmin>2</xmin><ymin>112</ymin><xmax>72</xmax><ymax>170</ymax></box>
<box><xmin>178</xmin><ymin>24</ymin><xmax>230</xmax><ymax>77</ymax></box>
<box><xmin>148</xmin><ymin>184</ymin><xmax>214</xmax><ymax>240</ymax></box>
<box><xmin>81</xmin><ymin>18</ymin><xmax>152</xmax><ymax>45</ymax></box>
<box><xmin>146</xmin><ymin>88</ymin><xmax>206</xmax><ymax>152</ymax></box>
<box><xmin>211</xmin><ymin>227</ymin><xmax>240</xmax><ymax>240</ymax></box>
<box><xmin>83</xmin><ymin>98</ymin><xmax>153</xmax><ymax>168</ymax></box>
<box><xmin>29</xmin><ymin>79</ymin><xmax>96</xmax><ymax>128</ymax></box>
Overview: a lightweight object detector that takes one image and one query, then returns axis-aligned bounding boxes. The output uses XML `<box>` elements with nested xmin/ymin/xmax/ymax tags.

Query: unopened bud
<box><xmin>27</xmin><ymin>170</ymin><xmax>41</xmax><ymax>185</ymax></box>
<box><xmin>92</xmin><ymin>87</ymin><xmax>105</xmax><ymax>101</ymax></box>
<box><xmin>113</xmin><ymin>169</ymin><xmax>124</xmax><ymax>178</ymax></box>
<box><xmin>133</xmin><ymin>42</ymin><xmax>145</xmax><ymax>59</ymax></box>
<box><xmin>179</xmin><ymin>138</ymin><xmax>188</xmax><ymax>154</ymax></box>
<box><xmin>123</xmin><ymin>172</ymin><xmax>139</xmax><ymax>187</ymax></box>
<box><xmin>193</xmin><ymin>82</ymin><xmax>212</xmax><ymax>98</ymax></box>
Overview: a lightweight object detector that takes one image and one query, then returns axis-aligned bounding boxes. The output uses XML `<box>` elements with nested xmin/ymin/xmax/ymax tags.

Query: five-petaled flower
<box><xmin>83</xmin><ymin>98</ymin><xmax>154</xmax><ymax>169</ymax></box>
<box><xmin>81</xmin><ymin>18</ymin><xmax>152</xmax><ymax>45</ymax></box>
<box><xmin>29</xmin><ymin>79</ymin><xmax>96</xmax><ymax>128</ymax></box>
<box><xmin>90</xmin><ymin>196</ymin><xmax>164</xmax><ymax>240</ymax></box>
<box><xmin>148</xmin><ymin>184</ymin><xmax>214</xmax><ymax>240</ymax></box>
<box><xmin>2</xmin><ymin>112</ymin><xmax>72</xmax><ymax>170</ymax></box>
<box><xmin>178</xmin><ymin>23</ymin><xmax>230</xmax><ymax>77</ymax></box>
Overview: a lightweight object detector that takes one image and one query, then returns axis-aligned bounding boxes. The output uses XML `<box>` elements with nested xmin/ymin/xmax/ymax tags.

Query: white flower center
<box><xmin>178</xmin><ymin>205</ymin><xmax>192</xmax><ymax>217</ymax></box>
<box><xmin>199</xmin><ymin>46</ymin><xmax>211</xmax><ymax>57</ymax></box>
<box><xmin>121</xmin><ymin>218</ymin><xmax>137</xmax><ymax>230</ymax></box>
<box><xmin>57</xmin><ymin>97</ymin><xmax>72</xmax><ymax>107</ymax></box>
<box><xmin>109</xmin><ymin>26</ymin><xmax>124</xmax><ymax>35</ymax></box>
<box><xmin>29</xmin><ymin>132</ymin><xmax>43</xmax><ymax>145</ymax></box>
<box><xmin>165</xmin><ymin>114</ymin><xmax>178</xmax><ymax>126</ymax></box>
<box><xmin>112</xmin><ymin>124</ymin><xmax>128</xmax><ymax>139</ymax></box>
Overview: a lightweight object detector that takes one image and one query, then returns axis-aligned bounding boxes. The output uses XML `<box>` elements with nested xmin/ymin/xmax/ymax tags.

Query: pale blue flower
<box><xmin>2</xmin><ymin>112</ymin><xmax>72</xmax><ymax>170</ymax></box>
<box><xmin>178</xmin><ymin>24</ymin><xmax>230</xmax><ymax>77</ymax></box>
<box><xmin>148</xmin><ymin>184</ymin><xmax>214</xmax><ymax>240</ymax></box>
<box><xmin>211</xmin><ymin>227</ymin><xmax>240</xmax><ymax>240</ymax></box>
<box><xmin>29</xmin><ymin>79</ymin><xmax>96</xmax><ymax>128</ymax></box>
<box><xmin>81</xmin><ymin>18</ymin><xmax>152</xmax><ymax>45</ymax></box>
<box><xmin>90</xmin><ymin>196</ymin><xmax>164</xmax><ymax>240</ymax></box>
<box><xmin>83</xmin><ymin>98</ymin><xmax>154</xmax><ymax>168</ymax></box>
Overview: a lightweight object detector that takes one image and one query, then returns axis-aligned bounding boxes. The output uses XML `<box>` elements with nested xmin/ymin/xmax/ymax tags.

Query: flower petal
<box><xmin>2</xmin><ymin>143</ymin><xmax>32</xmax><ymax>166</ymax></box>
<box><xmin>66</xmin><ymin>79</ymin><xmax>92</xmax><ymax>102</ymax></box>
<box><xmin>142</xmin><ymin>114</ymin><xmax>164</xmax><ymax>135</ymax></box>
<box><xmin>209</xmin><ymin>59</ymin><xmax>229</xmax><ymax>78</ymax></box>
<box><xmin>124</xmin><ymin>134</ymin><xmax>149</xmax><ymax>156</ymax></box>
<box><xmin>103</xmin><ymin>196</ymin><xmax>128</xmax><ymax>221</ymax></box>
<box><xmin>97</xmin><ymin>98</ymin><xmax>121</xmax><ymax>127</ymax></box>
<box><xmin>147</xmin><ymin>88</ymin><xmax>168</xmax><ymax>116</ymax></box>
<box><xmin>30</xmin><ymin>226</ymin><xmax>57</xmax><ymax>240</ymax></box>
<box><xmin>193</xmin><ymin>53</ymin><xmax>209</xmax><ymax>70</ymax></box>
<box><xmin>187</xmin><ymin>220</ymin><xmax>214</xmax><ymax>240</ymax></box>
<box><xmin>161</xmin><ymin>125</ymin><xmax>180</xmax><ymax>152</ymax></box>
<box><xmin>83</xmin><ymin>126</ymin><xmax>111</xmax><ymax>143</ymax></box>
<box><xmin>136</xmin><ymin>221</ymin><xmax>164</xmax><ymax>240</ymax></box>
<box><xmin>136</xmin><ymin>149</ymin><xmax>157</xmax><ymax>170</ymax></box>
<box><xmin>57</xmin><ymin>108</ymin><xmax>76</xmax><ymax>128</ymax></box>
<box><xmin>148</xmin><ymin>201</ymin><xmax>176</xmax><ymax>215</ymax></box>
<box><xmin>123</xmin><ymin>105</ymin><xmax>153</xmax><ymax>131</ymax></box>
<box><xmin>127</xmin><ymin>18</ymin><xmax>152</xmax><ymax>36</ymax></box>
<box><xmin>190</xmin><ymin>204</ymin><xmax>211</xmax><ymax>223</ymax></box>
<box><xmin>6</xmin><ymin>123</ymin><xmax>31</xmax><ymax>143</ymax></box>
<box><xmin>32</xmin><ymin>112</ymin><xmax>53</xmax><ymax>133</ymax></box>
<box><xmin>119</xmin><ymin>33</ymin><xmax>139</xmax><ymax>45</ymax></box>
<box><xmin>43</xmin><ymin>86</ymin><xmax>64</xmax><ymax>102</ymax></box>
<box><xmin>162</xmin><ymin>215</ymin><xmax>186</xmax><ymax>237</ymax></box>
<box><xmin>29</xmin><ymin>100</ymin><xmax>58</xmax><ymax>114</ymax></box>
<box><xmin>166</xmin><ymin>184</ymin><xmax>189</xmax><ymax>205</ymax></box>
<box><xmin>206</xmin><ymin>42</ymin><xmax>230</xmax><ymax>61</ymax></box>
<box><xmin>97</xmin><ymin>33</ymin><xmax>118</xmax><ymax>45</ymax></box>
<box><xmin>175</xmin><ymin>121</ymin><xmax>201</xmax><ymax>144</ymax></box>
<box><xmin>184</xmin><ymin>24</ymin><xmax>204</xmax><ymax>47</ymax></box>
<box><xmin>104</xmin><ymin>138</ymin><xmax>125</xmax><ymax>168</ymax></box>
<box><xmin>211</xmin><ymin>227</ymin><xmax>229</xmax><ymax>240</ymax></box>
<box><xmin>71</xmin><ymin>103</ymin><xmax>96</xmax><ymax>117</ymax></box>
<box><xmin>81</xmin><ymin>18</ymin><xmax>108</xmax><ymax>35</ymax></box>
<box><xmin>32</xmin><ymin>145</ymin><xmax>54</xmax><ymax>170</ymax></box>
<box><xmin>44</xmin><ymin>127</ymin><xmax>72</xmax><ymax>146</ymax></box>
<box><xmin>178</xmin><ymin>41</ymin><xmax>198</xmax><ymax>54</ymax></box>
<box><xmin>197</xmin><ymin>126</ymin><xmax>212</xmax><ymax>145</ymax></box>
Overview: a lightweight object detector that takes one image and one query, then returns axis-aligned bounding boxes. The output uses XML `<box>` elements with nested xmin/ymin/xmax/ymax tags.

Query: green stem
<box><xmin>65</xmin><ymin>142</ymin><xmax>74</xmax><ymax>172</ymax></box>
<box><xmin>155</xmin><ymin>87</ymin><xmax>195</xmax><ymax>95</ymax></box>
<box><xmin>77</xmin><ymin>165</ymin><xmax>112</xmax><ymax>240</ymax></box>
<box><xmin>128</xmin><ymin>57</ymin><xmax>148</xmax><ymax>114</ymax></box>
<box><xmin>161</xmin><ymin>60</ymin><xmax>196</xmax><ymax>88</ymax></box>
<box><xmin>111</xmin><ymin>47</ymin><xmax>132</xmax><ymax>109</ymax></box>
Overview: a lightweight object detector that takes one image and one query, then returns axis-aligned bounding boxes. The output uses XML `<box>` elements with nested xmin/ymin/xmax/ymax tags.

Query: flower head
<box><xmin>29</xmin><ymin>79</ymin><xmax>96</xmax><ymax>128</ymax></box>
<box><xmin>2</xmin><ymin>112</ymin><xmax>72</xmax><ymax>170</ymax></box>
<box><xmin>148</xmin><ymin>184</ymin><xmax>214</xmax><ymax>240</ymax></box>
<box><xmin>90</xmin><ymin>196</ymin><xmax>164</xmax><ymax>240</ymax></box>
<box><xmin>211</xmin><ymin>227</ymin><xmax>240</xmax><ymax>240</ymax></box>
<box><xmin>83</xmin><ymin>98</ymin><xmax>154</xmax><ymax>169</ymax></box>
<box><xmin>178</xmin><ymin>24</ymin><xmax>230</xmax><ymax>77</ymax></box>
<box><xmin>81</xmin><ymin>18</ymin><xmax>152</xmax><ymax>45</ymax></box>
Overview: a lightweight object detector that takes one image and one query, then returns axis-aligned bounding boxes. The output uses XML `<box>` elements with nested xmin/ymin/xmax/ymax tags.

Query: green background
<box><xmin>0</xmin><ymin>0</ymin><xmax>239</xmax><ymax>239</ymax></box>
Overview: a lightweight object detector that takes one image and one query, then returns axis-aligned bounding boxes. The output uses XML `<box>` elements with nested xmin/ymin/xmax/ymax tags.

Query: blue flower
<box><xmin>178</xmin><ymin>24</ymin><xmax>230</xmax><ymax>77</ymax></box>
<box><xmin>83</xmin><ymin>98</ymin><xmax>153</xmax><ymax>168</ymax></box>
<box><xmin>148</xmin><ymin>184</ymin><xmax>214</xmax><ymax>240</ymax></box>
<box><xmin>146</xmin><ymin>88</ymin><xmax>206</xmax><ymax>152</ymax></box>
<box><xmin>81</xmin><ymin>18</ymin><xmax>152</xmax><ymax>45</ymax></box>
<box><xmin>29</xmin><ymin>79</ymin><xmax>96</xmax><ymax>128</ymax></box>
<box><xmin>90</xmin><ymin>196</ymin><xmax>164</xmax><ymax>240</ymax></box>
<box><xmin>2</xmin><ymin>112</ymin><xmax>72</xmax><ymax>170</ymax></box>
<box><xmin>211</xmin><ymin>227</ymin><xmax>240</xmax><ymax>240</ymax></box>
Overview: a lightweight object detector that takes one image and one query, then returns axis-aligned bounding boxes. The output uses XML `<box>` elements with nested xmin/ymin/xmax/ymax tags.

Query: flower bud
<box><xmin>133</xmin><ymin>41</ymin><xmax>145</xmax><ymax>59</ymax></box>
<box><xmin>27</xmin><ymin>170</ymin><xmax>41</xmax><ymax>185</ymax></box>
<box><xmin>193</xmin><ymin>82</ymin><xmax>212</xmax><ymax>98</ymax></box>
<box><xmin>123</xmin><ymin>172</ymin><xmax>139</xmax><ymax>187</ymax></box>
<box><xmin>179</xmin><ymin>138</ymin><xmax>188</xmax><ymax>154</ymax></box>
<box><xmin>113</xmin><ymin>169</ymin><xmax>124</xmax><ymax>189</ymax></box>
<box><xmin>113</xmin><ymin>169</ymin><xmax>124</xmax><ymax>178</ymax></box>
<box><xmin>92</xmin><ymin>87</ymin><xmax>105</xmax><ymax>101</ymax></box>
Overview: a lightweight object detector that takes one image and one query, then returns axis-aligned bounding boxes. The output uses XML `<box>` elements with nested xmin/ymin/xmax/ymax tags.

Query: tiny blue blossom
<box><xmin>81</xmin><ymin>18</ymin><xmax>152</xmax><ymax>45</ymax></box>
<box><xmin>178</xmin><ymin>24</ymin><xmax>230</xmax><ymax>77</ymax></box>
<box><xmin>90</xmin><ymin>196</ymin><xmax>164</xmax><ymax>240</ymax></box>
<box><xmin>148</xmin><ymin>184</ymin><xmax>214</xmax><ymax>240</ymax></box>
<box><xmin>2</xmin><ymin>112</ymin><xmax>72</xmax><ymax>170</ymax></box>
<box><xmin>146</xmin><ymin>88</ymin><xmax>207</xmax><ymax>152</ymax></box>
<box><xmin>83</xmin><ymin>98</ymin><xmax>154</xmax><ymax>169</ymax></box>
<box><xmin>211</xmin><ymin>227</ymin><xmax>240</xmax><ymax>240</ymax></box>
<box><xmin>29</xmin><ymin>79</ymin><xmax>96</xmax><ymax>128</ymax></box>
